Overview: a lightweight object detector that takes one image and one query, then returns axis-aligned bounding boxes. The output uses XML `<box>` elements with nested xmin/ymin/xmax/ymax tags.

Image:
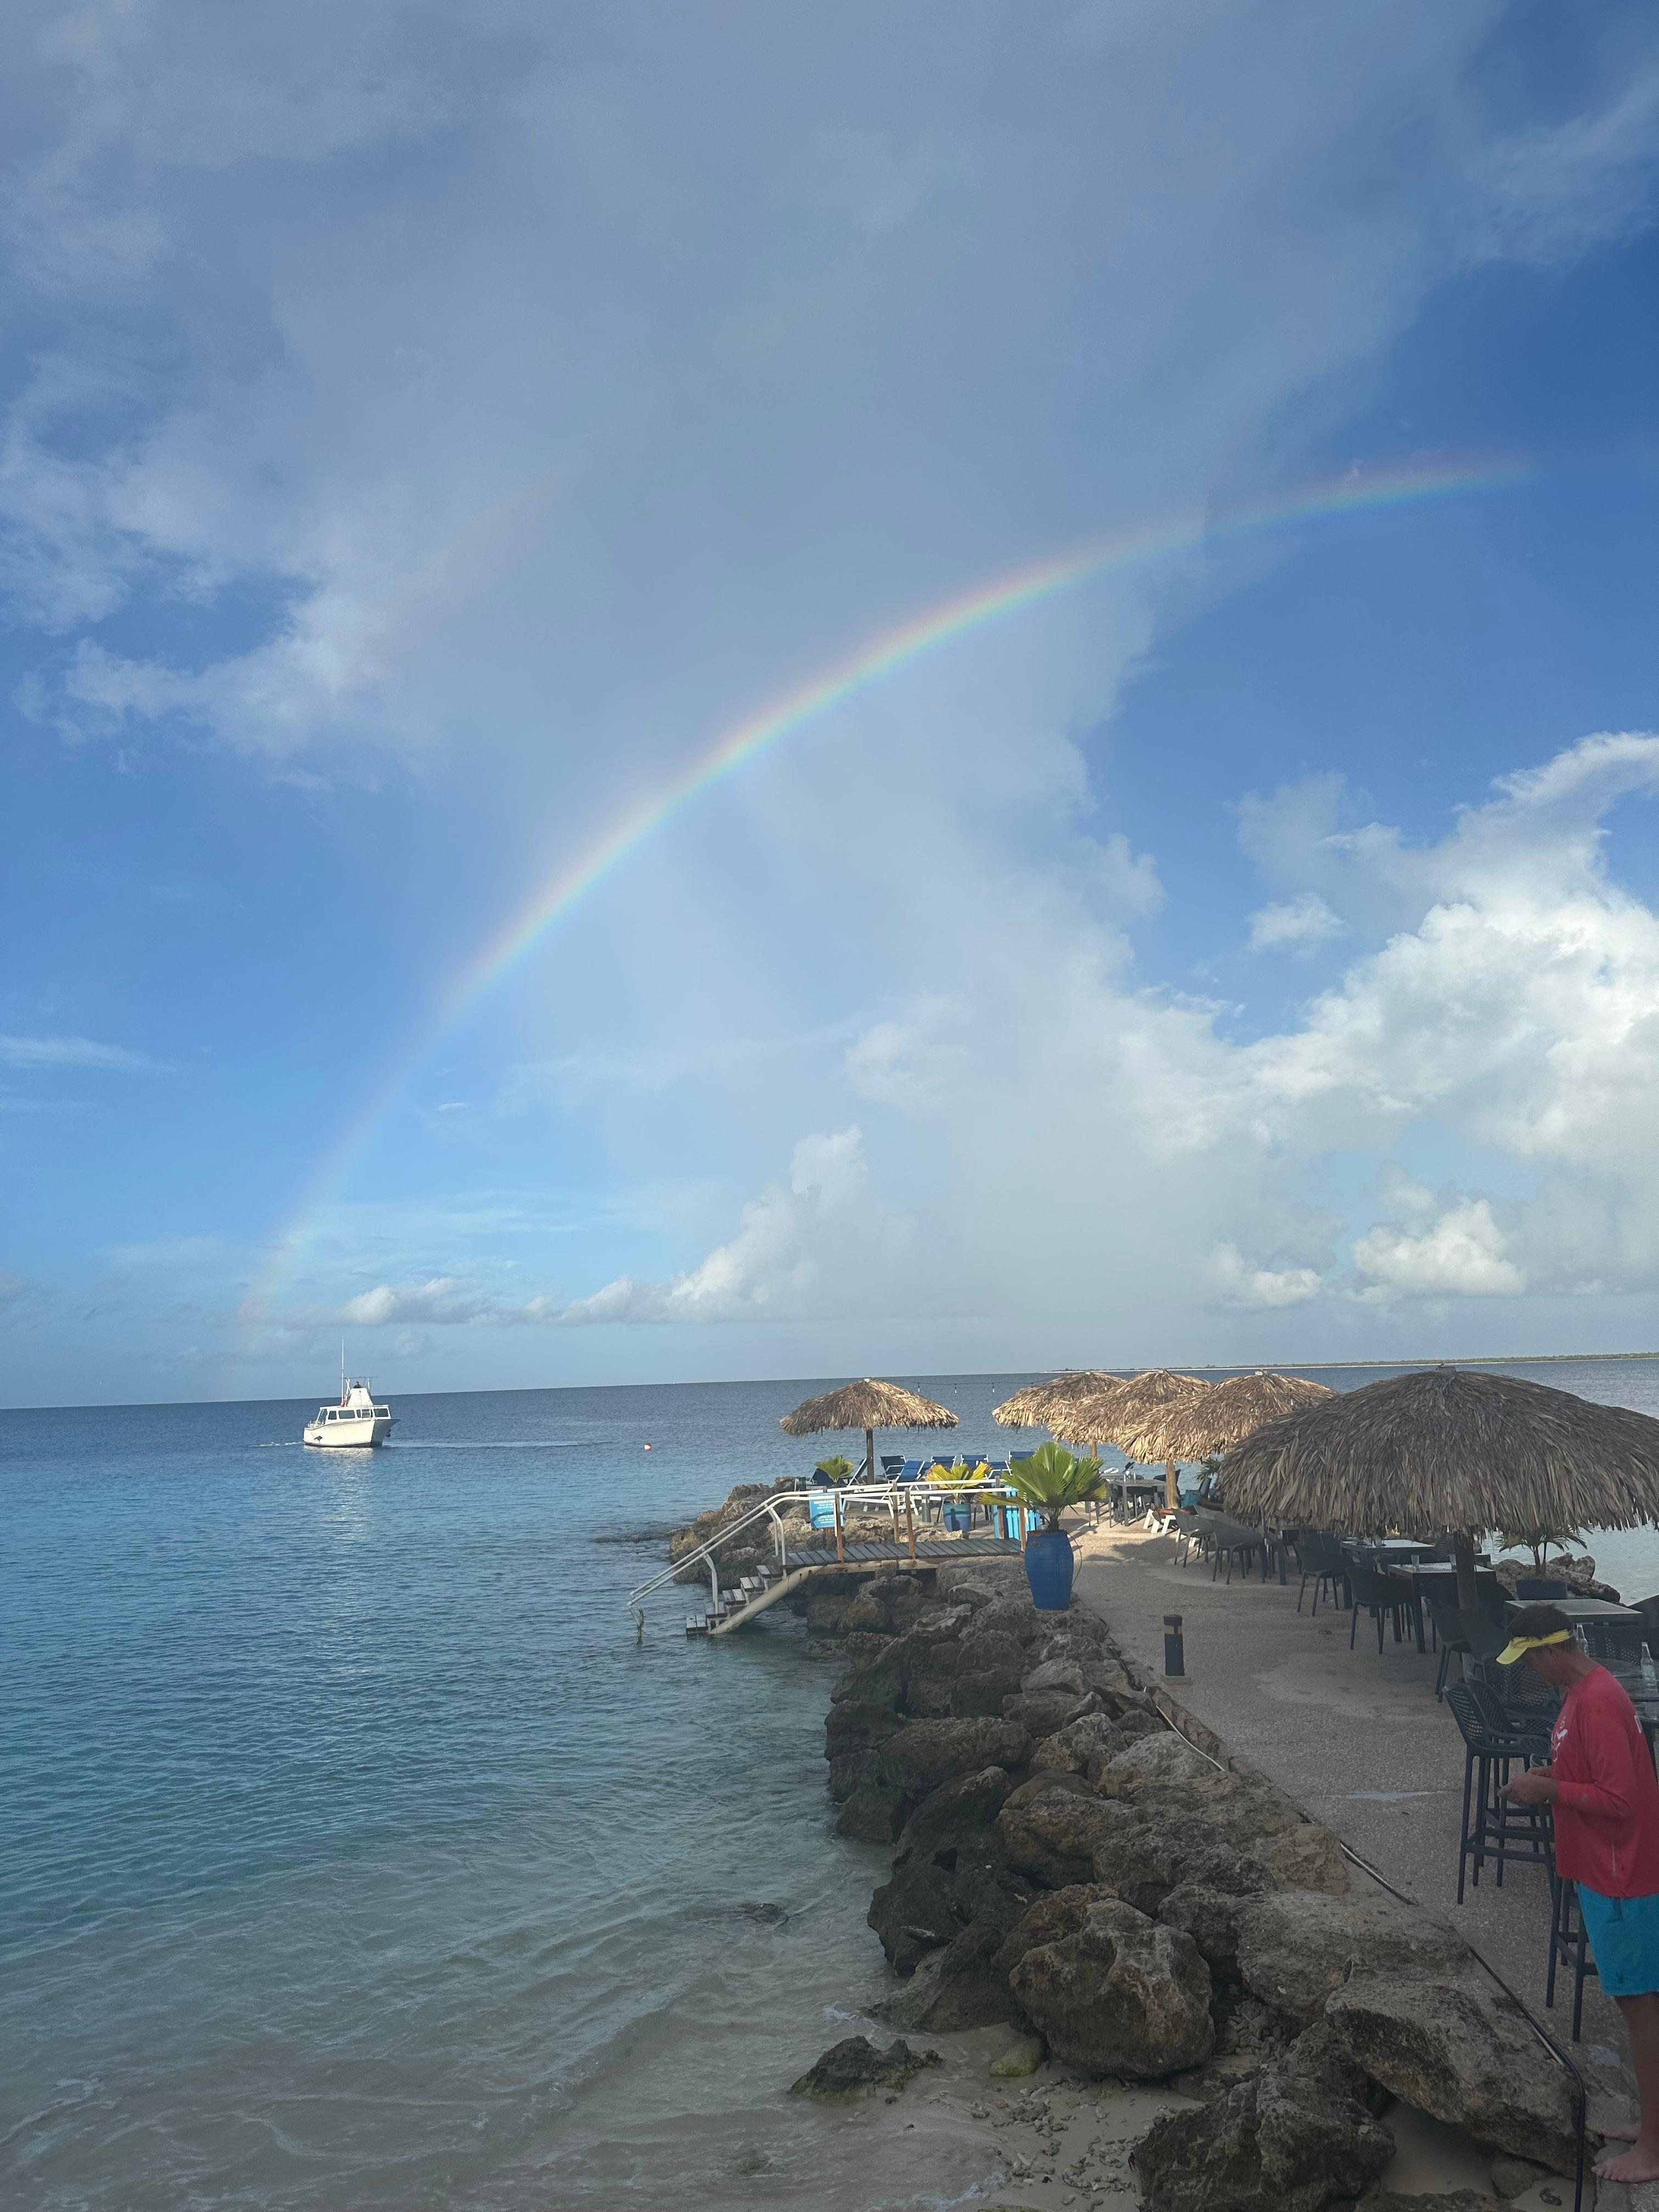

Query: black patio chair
<box><xmin>1445</xmin><ymin>1680</ymin><xmax>1553</xmax><ymax>1903</ymax></box>
<box><xmin>1423</xmin><ymin>1583</ymin><xmax>1470</xmax><ymax>1700</ymax></box>
<box><xmin>1583</xmin><ymin>1620</ymin><xmax>1644</xmax><ymax>1666</ymax></box>
<box><xmin>1545</xmin><ymin>1876</ymin><xmax>1598</xmax><ymax>2042</ymax></box>
<box><xmin>1206</xmin><ymin>1515</ymin><xmax>1263</xmax><ymax>1584</ymax></box>
<box><xmin>1296</xmin><ymin>1531</ymin><xmax>1350</xmax><ymax>1616</ymax></box>
<box><xmin>1470</xmin><ymin>1652</ymin><xmax>1561</xmax><ymax>1737</ymax></box>
<box><xmin>1347</xmin><ymin>1562</ymin><xmax>1409</xmax><ymax>1653</ymax></box>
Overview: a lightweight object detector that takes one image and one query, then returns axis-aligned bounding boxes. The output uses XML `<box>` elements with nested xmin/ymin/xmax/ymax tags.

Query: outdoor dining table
<box><xmin>1503</xmin><ymin>1595</ymin><xmax>1643</xmax><ymax>1624</ymax></box>
<box><xmin>1391</xmin><ymin>1558</ymin><xmax>1497</xmax><ymax>1655</ymax></box>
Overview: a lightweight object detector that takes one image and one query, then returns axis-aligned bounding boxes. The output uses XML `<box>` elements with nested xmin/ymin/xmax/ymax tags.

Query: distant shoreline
<box><xmin>1206</xmin><ymin>1351</ymin><xmax>1659</xmax><ymax>1370</ymax></box>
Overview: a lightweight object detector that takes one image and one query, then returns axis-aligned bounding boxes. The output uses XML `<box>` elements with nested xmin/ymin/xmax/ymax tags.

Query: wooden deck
<box><xmin>690</xmin><ymin>1531</ymin><xmax>1024</xmax><ymax>1635</ymax></box>
<box><xmin>779</xmin><ymin>1534</ymin><xmax>1024</xmax><ymax>1569</ymax></box>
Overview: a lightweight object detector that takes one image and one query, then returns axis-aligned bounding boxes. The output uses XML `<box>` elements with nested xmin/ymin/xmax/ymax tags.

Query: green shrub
<box><xmin>1003</xmin><ymin>1441</ymin><xmax>1107</xmax><ymax>1532</ymax></box>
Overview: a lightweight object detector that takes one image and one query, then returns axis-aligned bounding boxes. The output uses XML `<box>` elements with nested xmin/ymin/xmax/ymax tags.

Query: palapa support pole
<box><xmin>905</xmin><ymin>1493</ymin><xmax>916</xmax><ymax>1562</ymax></box>
<box><xmin>1165</xmin><ymin>1456</ymin><xmax>1180</xmax><ymax>1513</ymax></box>
<box><xmin>834</xmin><ymin>1488</ymin><xmax>845</xmax><ymax>1565</ymax></box>
<box><xmin>1452</xmin><ymin>1528</ymin><xmax>1480</xmax><ymax>1616</ymax></box>
<box><xmin>865</xmin><ymin>1426</ymin><xmax>874</xmax><ymax>1482</ymax></box>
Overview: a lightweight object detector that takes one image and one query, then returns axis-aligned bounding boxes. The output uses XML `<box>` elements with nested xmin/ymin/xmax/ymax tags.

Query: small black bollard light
<box><xmin>1163</xmin><ymin>1612</ymin><xmax>1188</xmax><ymax>1682</ymax></box>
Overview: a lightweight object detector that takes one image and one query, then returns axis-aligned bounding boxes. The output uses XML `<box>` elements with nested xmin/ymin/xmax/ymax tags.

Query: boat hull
<box><xmin>303</xmin><ymin>1419</ymin><xmax>394</xmax><ymax>1448</ymax></box>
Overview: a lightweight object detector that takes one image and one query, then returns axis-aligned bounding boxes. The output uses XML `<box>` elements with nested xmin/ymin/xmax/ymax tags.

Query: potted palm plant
<box><xmin>1002</xmin><ymin>1441</ymin><xmax>1107</xmax><ymax>1611</ymax></box>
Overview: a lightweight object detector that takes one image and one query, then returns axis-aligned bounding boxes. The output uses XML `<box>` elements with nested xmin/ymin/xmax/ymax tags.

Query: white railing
<box><xmin>626</xmin><ymin>1477</ymin><xmax>1035</xmax><ymax>1636</ymax></box>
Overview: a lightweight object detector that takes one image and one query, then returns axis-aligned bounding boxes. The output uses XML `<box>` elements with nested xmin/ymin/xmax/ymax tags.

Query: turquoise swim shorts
<box><xmin>1577</xmin><ymin>1886</ymin><xmax>1659</xmax><ymax>1998</ymax></box>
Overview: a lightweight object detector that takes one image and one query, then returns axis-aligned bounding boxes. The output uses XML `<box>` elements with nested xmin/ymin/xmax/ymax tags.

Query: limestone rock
<box><xmin>1001</xmin><ymin>1891</ymin><xmax>1215</xmax><ymax>2078</ymax></box>
<box><xmin>892</xmin><ymin>1765</ymin><xmax>1015</xmax><ymax>1857</ymax></box>
<box><xmin>1233</xmin><ymin>1889</ymin><xmax>1462</xmax><ymax>2025</ymax></box>
<box><xmin>958</xmin><ymin>1628</ymin><xmax>1029</xmax><ymax>1675</ymax></box>
<box><xmin>1086</xmin><ymin>1776</ymin><xmax>1346</xmax><ymax>1916</ymax></box>
<box><xmin>1022</xmin><ymin>1657</ymin><xmax>1089</xmax><ymax>1695</ymax></box>
<box><xmin>868</xmin><ymin>1765</ymin><xmax>1031</xmax><ymax>1992</ymax></box>
<box><xmin>824</xmin><ymin>1697</ymin><xmax>904</xmax><ymax>1759</ymax></box>
<box><xmin>788</xmin><ymin>2034</ymin><xmax>940</xmax><ymax>2097</ymax></box>
<box><xmin>989</xmin><ymin>2033</ymin><xmax>1046</xmax><ymax>2078</ymax></box>
<box><xmin>974</xmin><ymin>1596</ymin><xmax>1046</xmax><ymax>1643</ymax></box>
<box><xmin>1133</xmin><ymin>2019</ymin><xmax>1393</xmax><ymax>2212</ymax></box>
<box><xmin>1490</xmin><ymin>2153</ymin><xmax>1554</xmax><ymax>2199</ymax></box>
<box><xmin>1363</xmin><ymin>2198</ymin><xmax>1505</xmax><ymax>2212</ymax></box>
<box><xmin>998</xmin><ymin>1775</ymin><xmax>1136</xmax><ymax>1888</ymax></box>
<box><xmin>833</xmin><ymin>1774</ymin><xmax>910</xmax><ymax>1842</ymax></box>
<box><xmin>880</xmin><ymin>1717</ymin><xmax>1033</xmax><ymax>1798</ymax></box>
<box><xmin>1158</xmin><ymin>1882</ymin><xmax>1258</xmax><ymax>1976</ymax></box>
<box><xmin>1030</xmin><ymin>1711</ymin><xmax>1152</xmax><ymax>1777</ymax></box>
<box><xmin>866</xmin><ymin>1843</ymin><xmax>961</xmax><ymax>1968</ymax></box>
<box><xmin>1003</xmin><ymin>1687</ymin><xmax>1099</xmax><ymax>1739</ymax></box>
<box><xmin>949</xmin><ymin>1628</ymin><xmax>1030</xmax><ymax>1714</ymax></box>
<box><xmin>994</xmin><ymin>1883</ymin><xmax>1114</xmax><ymax>1979</ymax></box>
<box><xmin>1255</xmin><ymin>1821</ymin><xmax>1348</xmax><ymax>1896</ymax></box>
<box><xmin>1324</xmin><ymin>1973</ymin><xmax>1578</xmax><ymax>2174</ymax></box>
<box><xmin>875</xmin><ymin>1898</ymin><xmax>1029</xmax><ymax>2028</ymax></box>
<box><xmin>1093</xmin><ymin>1731</ymin><xmax>1216</xmax><ymax>1798</ymax></box>
<box><xmin>843</xmin><ymin>1573</ymin><xmax>928</xmax><ymax>1637</ymax></box>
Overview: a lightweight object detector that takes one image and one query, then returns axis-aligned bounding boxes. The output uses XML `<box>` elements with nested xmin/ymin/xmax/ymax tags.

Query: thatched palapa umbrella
<box><xmin>1087</xmin><ymin>1368</ymin><xmax>1213</xmax><ymax>1510</ymax></box>
<box><xmin>1123</xmin><ymin>1371</ymin><xmax>1336</xmax><ymax>1465</ymax></box>
<box><xmin>1217</xmin><ymin>1367</ymin><xmax>1659</xmax><ymax>1611</ymax></box>
<box><xmin>780</xmin><ymin>1378</ymin><xmax>957</xmax><ymax>1482</ymax></box>
<box><xmin>992</xmin><ymin>1372</ymin><xmax>1116</xmax><ymax>1431</ymax></box>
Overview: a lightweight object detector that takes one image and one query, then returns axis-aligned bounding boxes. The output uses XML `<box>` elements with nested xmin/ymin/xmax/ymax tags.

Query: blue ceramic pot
<box><xmin>1024</xmin><ymin>1525</ymin><xmax>1074</xmax><ymax>1612</ymax></box>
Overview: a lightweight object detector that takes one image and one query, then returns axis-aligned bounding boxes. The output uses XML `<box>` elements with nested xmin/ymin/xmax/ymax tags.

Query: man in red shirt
<box><xmin>1502</xmin><ymin>1603</ymin><xmax>1659</xmax><ymax>2185</ymax></box>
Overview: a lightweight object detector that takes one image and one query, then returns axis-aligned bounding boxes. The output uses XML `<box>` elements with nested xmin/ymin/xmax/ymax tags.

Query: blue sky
<box><xmin>5</xmin><ymin>1</ymin><xmax>1659</xmax><ymax>1407</ymax></box>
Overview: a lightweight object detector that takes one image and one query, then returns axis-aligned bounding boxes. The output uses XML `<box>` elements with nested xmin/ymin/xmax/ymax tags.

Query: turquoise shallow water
<box><xmin>0</xmin><ymin>1374</ymin><xmax>1036</xmax><ymax>2212</ymax></box>
<box><xmin>4</xmin><ymin>1360</ymin><xmax>1659</xmax><ymax>2210</ymax></box>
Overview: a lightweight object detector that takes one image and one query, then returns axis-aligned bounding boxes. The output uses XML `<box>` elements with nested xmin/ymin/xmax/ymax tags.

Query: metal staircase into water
<box><xmin>627</xmin><ymin>1480</ymin><xmax>1032</xmax><ymax>1639</ymax></box>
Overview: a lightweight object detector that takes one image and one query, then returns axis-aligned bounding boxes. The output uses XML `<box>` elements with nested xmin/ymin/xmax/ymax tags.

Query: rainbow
<box><xmin>239</xmin><ymin>450</ymin><xmax>1530</xmax><ymax>1341</ymax></box>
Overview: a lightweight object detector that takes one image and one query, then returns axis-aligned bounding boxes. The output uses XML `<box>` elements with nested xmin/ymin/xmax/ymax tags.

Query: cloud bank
<box><xmin>322</xmin><ymin>733</ymin><xmax>1659</xmax><ymax>1353</ymax></box>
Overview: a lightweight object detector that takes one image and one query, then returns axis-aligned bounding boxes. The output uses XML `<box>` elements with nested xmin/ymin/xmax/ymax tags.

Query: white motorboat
<box><xmin>303</xmin><ymin>1375</ymin><xmax>395</xmax><ymax>1449</ymax></box>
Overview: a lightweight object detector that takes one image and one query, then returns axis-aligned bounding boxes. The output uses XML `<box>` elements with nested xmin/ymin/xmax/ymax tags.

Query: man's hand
<box><xmin>1502</xmin><ymin>1765</ymin><xmax>1556</xmax><ymax>1807</ymax></box>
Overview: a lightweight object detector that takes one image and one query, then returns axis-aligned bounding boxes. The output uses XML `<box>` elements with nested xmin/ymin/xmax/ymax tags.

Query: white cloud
<box><xmin>1247</xmin><ymin>891</ymin><xmax>1346</xmax><ymax>955</ymax></box>
<box><xmin>0</xmin><ymin>1032</ymin><xmax>162</xmax><ymax>1070</ymax></box>
<box><xmin>585</xmin><ymin>730</ymin><xmax>1659</xmax><ymax>1336</ymax></box>
<box><xmin>1352</xmin><ymin>1200</ymin><xmax>1525</xmax><ymax>1302</ymax></box>
<box><xmin>552</xmin><ymin>1128</ymin><xmax>912</xmax><ymax>1325</ymax></box>
<box><xmin>1463</xmin><ymin>64</ymin><xmax>1659</xmax><ymax>267</ymax></box>
<box><xmin>337</xmin><ymin>1277</ymin><xmax>496</xmax><ymax>1327</ymax></box>
<box><xmin>7</xmin><ymin>5</ymin><xmax>1656</xmax><ymax>775</ymax></box>
<box><xmin>1207</xmin><ymin>1244</ymin><xmax>1325</xmax><ymax>1310</ymax></box>
<box><xmin>324</xmin><ymin>1130</ymin><xmax>912</xmax><ymax>1329</ymax></box>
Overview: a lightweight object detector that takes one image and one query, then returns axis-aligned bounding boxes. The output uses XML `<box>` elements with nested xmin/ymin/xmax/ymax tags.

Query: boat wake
<box><xmin>381</xmin><ymin>1438</ymin><xmax>581</xmax><ymax>1450</ymax></box>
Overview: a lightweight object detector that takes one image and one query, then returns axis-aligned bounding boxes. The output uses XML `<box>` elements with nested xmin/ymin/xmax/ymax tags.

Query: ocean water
<box><xmin>4</xmin><ymin>1358</ymin><xmax>1659</xmax><ymax>2211</ymax></box>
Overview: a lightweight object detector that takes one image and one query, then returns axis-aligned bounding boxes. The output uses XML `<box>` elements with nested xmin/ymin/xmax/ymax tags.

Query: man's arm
<box><xmin>1555</xmin><ymin>1699</ymin><xmax>1643</xmax><ymax>1821</ymax></box>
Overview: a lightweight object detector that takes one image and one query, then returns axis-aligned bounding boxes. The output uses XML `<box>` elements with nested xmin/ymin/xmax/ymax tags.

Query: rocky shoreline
<box><xmin>669</xmin><ymin>1493</ymin><xmax>1586</xmax><ymax>2211</ymax></box>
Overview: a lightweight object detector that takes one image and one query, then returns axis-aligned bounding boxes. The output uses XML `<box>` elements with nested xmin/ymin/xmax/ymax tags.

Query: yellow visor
<box><xmin>1496</xmin><ymin>1628</ymin><xmax>1572</xmax><ymax>1666</ymax></box>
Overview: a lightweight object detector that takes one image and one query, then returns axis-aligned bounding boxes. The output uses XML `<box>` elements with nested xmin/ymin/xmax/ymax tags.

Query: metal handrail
<box><xmin>627</xmin><ymin>1494</ymin><xmax>791</xmax><ymax>1616</ymax></box>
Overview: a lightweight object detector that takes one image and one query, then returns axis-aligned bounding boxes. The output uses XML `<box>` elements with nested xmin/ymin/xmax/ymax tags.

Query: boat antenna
<box><xmin>341</xmin><ymin>1339</ymin><xmax>347</xmax><ymax>1400</ymax></box>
